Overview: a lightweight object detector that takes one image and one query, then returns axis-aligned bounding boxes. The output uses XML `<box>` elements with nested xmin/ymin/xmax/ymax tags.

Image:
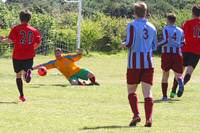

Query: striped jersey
<box><xmin>124</xmin><ymin>18</ymin><xmax>157</xmax><ymax>69</ymax></box>
<box><xmin>159</xmin><ymin>25</ymin><xmax>184</xmax><ymax>55</ymax></box>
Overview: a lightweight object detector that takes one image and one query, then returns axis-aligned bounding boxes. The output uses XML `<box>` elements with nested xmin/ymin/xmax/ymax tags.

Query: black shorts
<box><xmin>13</xmin><ymin>58</ymin><xmax>33</xmax><ymax>73</ymax></box>
<box><xmin>183</xmin><ymin>52</ymin><xmax>200</xmax><ymax>68</ymax></box>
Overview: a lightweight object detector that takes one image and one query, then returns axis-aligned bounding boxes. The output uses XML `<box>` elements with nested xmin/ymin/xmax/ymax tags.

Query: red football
<box><xmin>38</xmin><ymin>67</ymin><xmax>47</xmax><ymax>76</ymax></box>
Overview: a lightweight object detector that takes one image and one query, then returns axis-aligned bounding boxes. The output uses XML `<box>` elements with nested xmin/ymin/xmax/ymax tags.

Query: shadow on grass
<box><xmin>0</xmin><ymin>101</ymin><xmax>18</xmax><ymax>104</ymax></box>
<box><xmin>139</xmin><ymin>98</ymin><xmax>180</xmax><ymax>104</ymax></box>
<box><xmin>30</xmin><ymin>84</ymin><xmax>69</xmax><ymax>88</ymax></box>
<box><xmin>80</xmin><ymin>125</ymin><xmax>130</xmax><ymax>130</ymax></box>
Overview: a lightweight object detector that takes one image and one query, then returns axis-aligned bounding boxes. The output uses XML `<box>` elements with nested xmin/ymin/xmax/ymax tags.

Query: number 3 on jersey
<box><xmin>143</xmin><ymin>28</ymin><xmax>148</xmax><ymax>39</ymax></box>
<box><xmin>20</xmin><ymin>30</ymin><xmax>33</xmax><ymax>45</ymax></box>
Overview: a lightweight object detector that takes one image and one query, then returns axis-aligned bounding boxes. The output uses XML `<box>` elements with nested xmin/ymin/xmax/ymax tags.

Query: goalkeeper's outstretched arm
<box><xmin>64</xmin><ymin>49</ymin><xmax>83</xmax><ymax>62</ymax></box>
<box><xmin>32</xmin><ymin>60</ymin><xmax>56</xmax><ymax>70</ymax></box>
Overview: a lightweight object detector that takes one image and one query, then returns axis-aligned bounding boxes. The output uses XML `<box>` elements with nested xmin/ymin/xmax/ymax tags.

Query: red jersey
<box><xmin>8</xmin><ymin>23</ymin><xmax>41</xmax><ymax>60</ymax></box>
<box><xmin>182</xmin><ymin>18</ymin><xmax>200</xmax><ymax>55</ymax></box>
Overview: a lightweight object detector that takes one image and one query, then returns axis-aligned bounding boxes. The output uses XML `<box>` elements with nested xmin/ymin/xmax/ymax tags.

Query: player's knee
<box><xmin>70</xmin><ymin>80</ymin><xmax>79</xmax><ymax>85</ymax></box>
<box><xmin>16</xmin><ymin>71</ymin><xmax>22</xmax><ymax>78</ymax></box>
<box><xmin>127</xmin><ymin>84</ymin><xmax>137</xmax><ymax>94</ymax></box>
<box><xmin>187</xmin><ymin>66</ymin><xmax>194</xmax><ymax>74</ymax></box>
<box><xmin>162</xmin><ymin>76</ymin><xmax>168</xmax><ymax>83</ymax></box>
<box><xmin>88</xmin><ymin>72</ymin><xmax>94</xmax><ymax>78</ymax></box>
<box><xmin>141</xmin><ymin>82</ymin><xmax>152</xmax><ymax>98</ymax></box>
<box><xmin>143</xmin><ymin>89</ymin><xmax>152</xmax><ymax>98</ymax></box>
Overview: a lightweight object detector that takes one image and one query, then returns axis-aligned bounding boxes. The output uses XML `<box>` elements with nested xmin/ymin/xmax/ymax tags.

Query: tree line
<box><xmin>0</xmin><ymin>0</ymin><xmax>198</xmax><ymax>55</ymax></box>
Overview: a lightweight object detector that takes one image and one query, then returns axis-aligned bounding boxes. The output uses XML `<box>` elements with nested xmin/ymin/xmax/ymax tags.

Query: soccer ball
<box><xmin>38</xmin><ymin>67</ymin><xmax>47</xmax><ymax>76</ymax></box>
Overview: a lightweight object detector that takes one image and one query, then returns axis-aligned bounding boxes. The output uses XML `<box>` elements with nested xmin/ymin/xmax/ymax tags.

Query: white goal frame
<box><xmin>64</xmin><ymin>0</ymin><xmax>82</xmax><ymax>50</ymax></box>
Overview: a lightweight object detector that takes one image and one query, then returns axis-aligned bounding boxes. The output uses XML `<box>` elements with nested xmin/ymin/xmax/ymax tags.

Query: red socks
<box><xmin>162</xmin><ymin>83</ymin><xmax>168</xmax><ymax>97</ymax></box>
<box><xmin>89</xmin><ymin>76</ymin><xmax>96</xmax><ymax>83</ymax></box>
<box><xmin>128</xmin><ymin>94</ymin><xmax>153</xmax><ymax>123</ymax></box>
<box><xmin>144</xmin><ymin>97</ymin><xmax>153</xmax><ymax>122</ymax></box>
<box><xmin>128</xmin><ymin>93</ymin><xmax>139</xmax><ymax>117</ymax></box>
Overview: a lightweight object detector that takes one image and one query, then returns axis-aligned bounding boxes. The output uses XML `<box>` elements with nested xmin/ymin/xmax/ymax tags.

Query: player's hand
<box><xmin>10</xmin><ymin>25</ymin><xmax>16</xmax><ymax>29</ymax></box>
<box><xmin>0</xmin><ymin>36</ymin><xmax>5</xmax><ymax>42</ymax></box>
<box><xmin>120</xmin><ymin>42</ymin><xmax>126</xmax><ymax>49</ymax></box>
<box><xmin>120</xmin><ymin>44</ymin><xmax>126</xmax><ymax>49</ymax></box>
<box><xmin>76</xmin><ymin>49</ymin><xmax>83</xmax><ymax>54</ymax></box>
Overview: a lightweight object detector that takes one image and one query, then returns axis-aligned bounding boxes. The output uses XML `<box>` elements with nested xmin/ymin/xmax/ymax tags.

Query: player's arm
<box><xmin>64</xmin><ymin>49</ymin><xmax>83</xmax><ymax>62</ymax></box>
<box><xmin>121</xmin><ymin>23</ymin><xmax>134</xmax><ymax>48</ymax></box>
<box><xmin>180</xmin><ymin>32</ymin><xmax>185</xmax><ymax>47</ymax></box>
<box><xmin>0</xmin><ymin>26</ymin><xmax>17</xmax><ymax>44</ymax></box>
<box><xmin>152</xmin><ymin>30</ymin><xmax>157</xmax><ymax>51</ymax></box>
<box><xmin>0</xmin><ymin>36</ymin><xmax>13</xmax><ymax>44</ymax></box>
<box><xmin>32</xmin><ymin>60</ymin><xmax>56</xmax><ymax>70</ymax></box>
<box><xmin>33</xmin><ymin>30</ymin><xmax>42</xmax><ymax>50</ymax></box>
<box><xmin>158</xmin><ymin>28</ymin><xmax>168</xmax><ymax>47</ymax></box>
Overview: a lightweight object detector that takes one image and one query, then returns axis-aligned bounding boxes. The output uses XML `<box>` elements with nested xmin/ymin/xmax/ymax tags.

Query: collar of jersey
<box><xmin>135</xmin><ymin>18</ymin><xmax>147</xmax><ymax>22</ymax></box>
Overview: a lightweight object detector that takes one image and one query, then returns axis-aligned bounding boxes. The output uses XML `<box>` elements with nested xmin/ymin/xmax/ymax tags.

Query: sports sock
<box><xmin>144</xmin><ymin>97</ymin><xmax>153</xmax><ymax>122</ymax></box>
<box><xmin>89</xmin><ymin>76</ymin><xmax>96</xmax><ymax>83</ymax></box>
<box><xmin>162</xmin><ymin>83</ymin><xmax>168</xmax><ymax>97</ymax></box>
<box><xmin>128</xmin><ymin>93</ymin><xmax>139</xmax><ymax>117</ymax></box>
<box><xmin>171</xmin><ymin>78</ymin><xmax>178</xmax><ymax>93</ymax></box>
<box><xmin>16</xmin><ymin>78</ymin><xmax>24</xmax><ymax>97</ymax></box>
<box><xmin>184</xmin><ymin>74</ymin><xmax>191</xmax><ymax>85</ymax></box>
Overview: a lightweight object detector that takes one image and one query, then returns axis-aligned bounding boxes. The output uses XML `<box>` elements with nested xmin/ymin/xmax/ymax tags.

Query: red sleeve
<box><xmin>126</xmin><ymin>25</ymin><xmax>134</xmax><ymax>48</ymax></box>
<box><xmin>8</xmin><ymin>27</ymin><xmax>17</xmax><ymax>42</ymax></box>
<box><xmin>181</xmin><ymin>21</ymin><xmax>188</xmax><ymax>32</ymax></box>
<box><xmin>34</xmin><ymin>30</ymin><xmax>41</xmax><ymax>44</ymax></box>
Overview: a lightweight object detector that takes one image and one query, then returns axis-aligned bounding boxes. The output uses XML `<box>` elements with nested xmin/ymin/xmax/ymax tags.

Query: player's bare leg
<box><xmin>142</xmin><ymin>82</ymin><xmax>153</xmax><ymax>127</ymax></box>
<box><xmin>128</xmin><ymin>84</ymin><xmax>141</xmax><ymax>127</ymax></box>
<box><xmin>161</xmin><ymin>71</ymin><xmax>169</xmax><ymax>101</ymax></box>
<box><xmin>87</xmin><ymin>72</ymin><xmax>100</xmax><ymax>85</ymax></box>
<box><xmin>16</xmin><ymin>71</ymin><xmax>26</xmax><ymax>102</ymax></box>
<box><xmin>184</xmin><ymin>66</ymin><xmax>194</xmax><ymax>85</ymax></box>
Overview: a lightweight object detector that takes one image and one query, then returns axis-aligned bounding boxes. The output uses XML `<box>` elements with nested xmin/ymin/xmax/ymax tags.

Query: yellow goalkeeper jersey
<box><xmin>42</xmin><ymin>54</ymin><xmax>82</xmax><ymax>79</ymax></box>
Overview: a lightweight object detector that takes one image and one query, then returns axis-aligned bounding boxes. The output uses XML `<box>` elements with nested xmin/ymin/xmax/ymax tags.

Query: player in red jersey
<box><xmin>171</xmin><ymin>4</ymin><xmax>200</xmax><ymax>97</ymax></box>
<box><xmin>0</xmin><ymin>10</ymin><xmax>41</xmax><ymax>102</ymax></box>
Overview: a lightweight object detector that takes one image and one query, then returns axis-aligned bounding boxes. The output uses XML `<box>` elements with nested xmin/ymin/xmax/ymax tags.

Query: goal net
<box><xmin>0</xmin><ymin>0</ymin><xmax>82</xmax><ymax>56</ymax></box>
<box><xmin>36</xmin><ymin>0</ymin><xmax>82</xmax><ymax>55</ymax></box>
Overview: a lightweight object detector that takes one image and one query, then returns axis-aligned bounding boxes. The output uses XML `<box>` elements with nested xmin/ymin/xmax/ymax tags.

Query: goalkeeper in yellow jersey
<box><xmin>32</xmin><ymin>48</ymin><xmax>99</xmax><ymax>86</ymax></box>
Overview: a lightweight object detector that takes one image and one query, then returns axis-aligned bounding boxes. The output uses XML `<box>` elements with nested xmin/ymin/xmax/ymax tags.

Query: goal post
<box><xmin>64</xmin><ymin>0</ymin><xmax>82</xmax><ymax>50</ymax></box>
<box><xmin>0</xmin><ymin>0</ymin><xmax>82</xmax><ymax>56</ymax></box>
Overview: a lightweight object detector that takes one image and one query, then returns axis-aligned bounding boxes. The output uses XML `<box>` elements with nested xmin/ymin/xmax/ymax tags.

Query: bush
<box><xmin>50</xmin><ymin>28</ymin><xmax>77</xmax><ymax>52</ymax></box>
<box><xmin>97</xmin><ymin>15</ymin><xmax>127</xmax><ymax>52</ymax></box>
<box><xmin>81</xmin><ymin>19</ymin><xmax>103</xmax><ymax>53</ymax></box>
<box><xmin>30</xmin><ymin>13</ymin><xmax>54</xmax><ymax>54</ymax></box>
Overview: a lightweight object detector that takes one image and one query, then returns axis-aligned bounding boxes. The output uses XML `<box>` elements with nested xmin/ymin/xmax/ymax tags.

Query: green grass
<box><xmin>0</xmin><ymin>53</ymin><xmax>200</xmax><ymax>133</ymax></box>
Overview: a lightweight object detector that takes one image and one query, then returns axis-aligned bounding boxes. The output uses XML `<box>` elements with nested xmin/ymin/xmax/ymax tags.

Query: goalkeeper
<box><xmin>32</xmin><ymin>48</ymin><xmax>99</xmax><ymax>86</ymax></box>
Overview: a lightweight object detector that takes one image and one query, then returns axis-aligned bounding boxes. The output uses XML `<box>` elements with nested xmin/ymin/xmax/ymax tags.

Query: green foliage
<box><xmin>0</xmin><ymin>0</ymin><xmax>197</xmax><ymax>55</ymax></box>
<box><xmin>0</xmin><ymin>3</ymin><xmax>9</xmax><ymax>29</ymax></box>
<box><xmin>96</xmin><ymin>15</ymin><xmax>127</xmax><ymax>52</ymax></box>
<box><xmin>81</xmin><ymin>19</ymin><xmax>103</xmax><ymax>53</ymax></box>
<box><xmin>50</xmin><ymin>28</ymin><xmax>77</xmax><ymax>52</ymax></box>
<box><xmin>30</xmin><ymin>14</ymin><xmax>54</xmax><ymax>54</ymax></box>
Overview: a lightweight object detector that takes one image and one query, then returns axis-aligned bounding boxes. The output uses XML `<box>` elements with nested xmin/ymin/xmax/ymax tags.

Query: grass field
<box><xmin>0</xmin><ymin>53</ymin><xmax>200</xmax><ymax>133</ymax></box>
